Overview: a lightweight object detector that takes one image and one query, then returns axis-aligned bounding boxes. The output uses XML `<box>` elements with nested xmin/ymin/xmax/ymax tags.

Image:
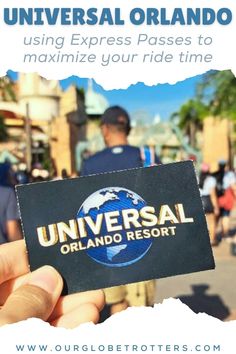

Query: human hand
<box><xmin>0</xmin><ymin>240</ymin><xmax>104</xmax><ymax>328</ymax></box>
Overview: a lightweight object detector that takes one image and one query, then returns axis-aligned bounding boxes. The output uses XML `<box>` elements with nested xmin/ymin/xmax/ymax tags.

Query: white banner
<box><xmin>0</xmin><ymin>1</ymin><xmax>235</xmax><ymax>88</ymax></box>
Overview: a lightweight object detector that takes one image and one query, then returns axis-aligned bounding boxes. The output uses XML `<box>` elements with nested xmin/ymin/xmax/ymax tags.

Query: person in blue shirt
<box><xmin>81</xmin><ymin>106</ymin><xmax>161</xmax><ymax>317</ymax></box>
<box><xmin>81</xmin><ymin>106</ymin><xmax>161</xmax><ymax>176</ymax></box>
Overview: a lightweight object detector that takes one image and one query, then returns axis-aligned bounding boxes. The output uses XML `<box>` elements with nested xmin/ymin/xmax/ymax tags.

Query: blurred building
<box><xmin>0</xmin><ymin>73</ymin><xmax>61</xmax><ymax>167</ymax></box>
<box><xmin>0</xmin><ymin>74</ymin><xmax>110</xmax><ymax>175</ymax></box>
<box><xmin>51</xmin><ymin>85</ymin><xmax>87</xmax><ymax>175</ymax></box>
<box><xmin>202</xmin><ymin>117</ymin><xmax>233</xmax><ymax>172</ymax></box>
<box><xmin>19</xmin><ymin>74</ymin><xmax>60</xmax><ymax>121</ymax></box>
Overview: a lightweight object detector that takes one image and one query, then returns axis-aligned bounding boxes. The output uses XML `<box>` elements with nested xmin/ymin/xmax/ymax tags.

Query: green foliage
<box><xmin>42</xmin><ymin>147</ymin><xmax>53</xmax><ymax>173</ymax></box>
<box><xmin>76</xmin><ymin>87</ymin><xmax>85</xmax><ymax>101</ymax></box>
<box><xmin>177</xmin><ymin>99</ymin><xmax>209</xmax><ymax>130</ymax></box>
<box><xmin>198</xmin><ymin>70</ymin><xmax>236</xmax><ymax>120</ymax></box>
<box><xmin>171</xmin><ymin>99</ymin><xmax>209</xmax><ymax>149</ymax></box>
<box><xmin>0</xmin><ymin>76</ymin><xmax>16</xmax><ymax>102</ymax></box>
<box><xmin>0</xmin><ymin>115</ymin><xmax>8</xmax><ymax>142</ymax></box>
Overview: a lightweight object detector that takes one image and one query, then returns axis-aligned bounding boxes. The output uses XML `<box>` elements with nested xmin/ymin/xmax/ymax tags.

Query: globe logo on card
<box><xmin>77</xmin><ymin>187</ymin><xmax>153</xmax><ymax>267</ymax></box>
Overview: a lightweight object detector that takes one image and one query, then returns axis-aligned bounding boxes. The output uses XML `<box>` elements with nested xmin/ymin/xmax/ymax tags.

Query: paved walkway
<box><xmin>155</xmin><ymin>211</ymin><xmax>236</xmax><ymax>321</ymax></box>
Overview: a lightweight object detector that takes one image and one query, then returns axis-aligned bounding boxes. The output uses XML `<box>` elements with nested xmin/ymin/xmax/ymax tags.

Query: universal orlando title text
<box><xmin>2</xmin><ymin>7</ymin><xmax>233</xmax><ymax>26</ymax></box>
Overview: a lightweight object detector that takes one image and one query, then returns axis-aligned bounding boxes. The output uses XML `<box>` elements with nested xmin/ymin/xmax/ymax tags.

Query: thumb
<box><xmin>0</xmin><ymin>266</ymin><xmax>63</xmax><ymax>326</ymax></box>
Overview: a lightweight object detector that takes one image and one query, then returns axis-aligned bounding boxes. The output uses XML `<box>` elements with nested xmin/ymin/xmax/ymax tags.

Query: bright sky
<box><xmin>8</xmin><ymin>70</ymin><xmax>204</xmax><ymax>121</ymax></box>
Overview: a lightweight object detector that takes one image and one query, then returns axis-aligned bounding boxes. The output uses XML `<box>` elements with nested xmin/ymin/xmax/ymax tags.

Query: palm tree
<box><xmin>171</xmin><ymin>99</ymin><xmax>208</xmax><ymax>148</ymax></box>
<box><xmin>198</xmin><ymin>70</ymin><xmax>236</xmax><ymax>120</ymax></box>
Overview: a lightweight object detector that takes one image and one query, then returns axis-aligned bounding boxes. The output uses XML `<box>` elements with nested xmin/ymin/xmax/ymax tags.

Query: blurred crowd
<box><xmin>199</xmin><ymin>160</ymin><xmax>236</xmax><ymax>253</ymax></box>
<box><xmin>0</xmin><ymin>161</ymin><xmax>74</xmax><ymax>244</ymax></box>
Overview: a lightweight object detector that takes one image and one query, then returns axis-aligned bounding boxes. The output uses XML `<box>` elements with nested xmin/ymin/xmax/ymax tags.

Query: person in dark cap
<box><xmin>81</xmin><ymin>106</ymin><xmax>161</xmax><ymax>175</ymax></box>
<box><xmin>80</xmin><ymin>106</ymin><xmax>161</xmax><ymax>317</ymax></box>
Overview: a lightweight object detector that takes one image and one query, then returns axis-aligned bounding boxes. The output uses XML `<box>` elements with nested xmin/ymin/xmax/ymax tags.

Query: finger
<box><xmin>0</xmin><ymin>271</ymin><xmax>35</xmax><ymax>305</ymax></box>
<box><xmin>48</xmin><ymin>290</ymin><xmax>104</xmax><ymax>322</ymax></box>
<box><xmin>0</xmin><ymin>266</ymin><xmax>63</xmax><ymax>326</ymax></box>
<box><xmin>51</xmin><ymin>303</ymin><xmax>100</xmax><ymax>329</ymax></box>
<box><xmin>0</xmin><ymin>240</ymin><xmax>28</xmax><ymax>285</ymax></box>
<box><xmin>0</xmin><ymin>277</ymin><xmax>105</xmax><ymax>312</ymax></box>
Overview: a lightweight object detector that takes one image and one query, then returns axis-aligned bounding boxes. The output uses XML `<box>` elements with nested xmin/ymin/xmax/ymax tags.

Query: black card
<box><xmin>16</xmin><ymin>161</ymin><xmax>215</xmax><ymax>295</ymax></box>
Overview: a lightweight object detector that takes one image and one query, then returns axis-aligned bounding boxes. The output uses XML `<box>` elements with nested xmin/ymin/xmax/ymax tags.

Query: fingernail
<box><xmin>28</xmin><ymin>266</ymin><xmax>60</xmax><ymax>294</ymax></box>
